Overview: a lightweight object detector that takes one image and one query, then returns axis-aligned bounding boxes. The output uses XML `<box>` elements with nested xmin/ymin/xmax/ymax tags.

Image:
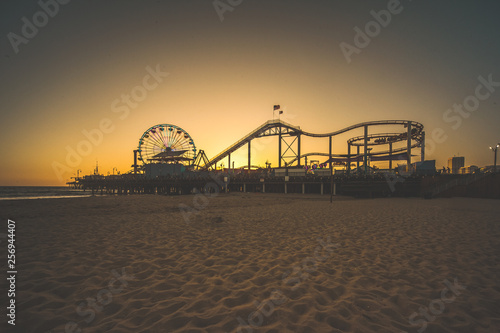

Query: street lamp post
<box><xmin>490</xmin><ymin>144</ymin><xmax>499</xmax><ymax>173</ymax></box>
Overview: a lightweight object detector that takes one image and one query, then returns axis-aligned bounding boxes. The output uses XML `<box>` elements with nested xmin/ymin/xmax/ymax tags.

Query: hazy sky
<box><xmin>1</xmin><ymin>0</ymin><xmax>499</xmax><ymax>185</ymax></box>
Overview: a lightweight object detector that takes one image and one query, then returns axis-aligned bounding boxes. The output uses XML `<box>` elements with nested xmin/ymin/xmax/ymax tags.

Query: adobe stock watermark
<box><xmin>383</xmin><ymin>154</ymin><xmax>413</xmax><ymax>192</ymax></box>
<box><xmin>45</xmin><ymin>268</ymin><xmax>135</xmax><ymax>333</ymax></box>
<box><xmin>51</xmin><ymin>64</ymin><xmax>169</xmax><ymax>182</ymax></box>
<box><xmin>425</xmin><ymin>73</ymin><xmax>499</xmax><ymax>157</ymax></box>
<box><xmin>213</xmin><ymin>0</ymin><xmax>243</xmax><ymax>22</ymax></box>
<box><xmin>401</xmin><ymin>278</ymin><xmax>466</xmax><ymax>333</ymax></box>
<box><xmin>7</xmin><ymin>0</ymin><xmax>71</xmax><ymax>54</ymax></box>
<box><xmin>340</xmin><ymin>0</ymin><xmax>408</xmax><ymax>64</ymax></box>
<box><xmin>178</xmin><ymin>110</ymin><xmax>297</xmax><ymax>225</ymax></box>
<box><xmin>384</xmin><ymin>73</ymin><xmax>498</xmax><ymax>192</ymax></box>
<box><xmin>178</xmin><ymin>173</ymin><xmax>227</xmax><ymax>225</ymax></box>
<box><xmin>235</xmin><ymin>236</ymin><xmax>339</xmax><ymax>333</ymax></box>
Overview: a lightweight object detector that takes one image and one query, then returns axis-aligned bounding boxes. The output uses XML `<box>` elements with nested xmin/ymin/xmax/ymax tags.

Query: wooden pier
<box><xmin>68</xmin><ymin>173</ymin><xmax>430</xmax><ymax>198</ymax></box>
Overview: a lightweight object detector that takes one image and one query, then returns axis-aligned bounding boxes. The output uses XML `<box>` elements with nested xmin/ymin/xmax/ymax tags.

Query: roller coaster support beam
<box><xmin>364</xmin><ymin>125</ymin><xmax>368</xmax><ymax>175</ymax></box>
<box><xmin>330</xmin><ymin>136</ymin><xmax>334</xmax><ymax>203</ymax></box>
<box><xmin>329</xmin><ymin>136</ymin><xmax>333</xmax><ymax>171</ymax></box>
<box><xmin>279</xmin><ymin>131</ymin><xmax>299</xmax><ymax>167</ymax></box>
<box><xmin>228</xmin><ymin>153</ymin><xmax>231</xmax><ymax>173</ymax></box>
<box><xmin>248</xmin><ymin>141</ymin><xmax>251</xmax><ymax>171</ymax></box>
<box><xmin>407</xmin><ymin>121</ymin><xmax>412</xmax><ymax>171</ymax></box>
<box><xmin>357</xmin><ymin>146</ymin><xmax>360</xmax><ymax>171</ymax></box>
<box><xmin>421</xmin><ymin>131</ymin><xmax>425</xmax><ymax>162</ymax></box>
<box><xmin>297</xmin><ymin>134</ymin><xmax>301</xmax><ymax>167</ymax></box>
<box><xmin>347</xmin><ymin>142</ymin><xmax>351</xmax><ymax>175</ymax></box>
<box><xmin>389</xmin><ymin>142</ymin><xmax>393</xmax><ymax>171</ymax></box>
<box><xmin>278</xmin><ymin>128</ymin><xmax>282</xmax><ymax>168</ymax></box>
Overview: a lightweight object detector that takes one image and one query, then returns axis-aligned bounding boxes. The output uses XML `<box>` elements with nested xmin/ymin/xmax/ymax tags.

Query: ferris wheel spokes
<box><xmin>137</xmin><ymin>124</ymin><xmax>196</xmax><ymax>165</ymax></box>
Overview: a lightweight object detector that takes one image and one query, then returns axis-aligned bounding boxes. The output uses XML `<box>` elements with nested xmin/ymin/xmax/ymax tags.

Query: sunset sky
<box><xmin>1</xmin><ymin>0</ymin><xmax>499</xmax><ymax>185</ymax></box>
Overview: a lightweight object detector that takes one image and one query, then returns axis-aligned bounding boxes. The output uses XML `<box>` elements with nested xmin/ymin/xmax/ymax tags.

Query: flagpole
<box><xmin>273</xmin><ymin>105</ymin><xmax>282</xmax><ymax>121</ymax></box>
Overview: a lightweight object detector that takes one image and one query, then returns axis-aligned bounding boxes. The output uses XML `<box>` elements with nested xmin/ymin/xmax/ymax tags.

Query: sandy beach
<box><xmin>1</xmin><ymin>193</ymin><xmax>499</xmax><ymax>332</ymax></box>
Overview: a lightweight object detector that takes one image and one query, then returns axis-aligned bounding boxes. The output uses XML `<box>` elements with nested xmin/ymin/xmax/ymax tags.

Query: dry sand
<box><xmin>1</xmin><ymin>193</ymin><xmax>499</xmax><ymax>333</ymax></box>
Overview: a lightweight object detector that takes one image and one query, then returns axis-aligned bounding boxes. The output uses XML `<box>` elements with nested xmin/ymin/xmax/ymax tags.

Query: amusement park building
<box><xmin>448</xmin><ymin>157</ymin><xmax>465</xmax><ymax>174</ymax></box>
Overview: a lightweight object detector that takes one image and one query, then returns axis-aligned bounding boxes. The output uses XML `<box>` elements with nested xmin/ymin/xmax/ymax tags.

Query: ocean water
<box><xmin>0</xmin><ymin>186</ymin><xmax>92</xmax><ymax>200</ymax></box>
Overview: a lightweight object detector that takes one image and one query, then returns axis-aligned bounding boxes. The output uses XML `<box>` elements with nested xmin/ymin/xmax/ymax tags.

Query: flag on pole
<box><xmin>273</xmin><ymin>105</ymin><xmax>280</xmax><ymax>110</ymax></box>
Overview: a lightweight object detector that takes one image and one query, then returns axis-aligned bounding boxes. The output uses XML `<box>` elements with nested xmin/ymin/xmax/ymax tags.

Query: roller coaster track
<box><xmin>285</xmin><ymin>150</ymin><xmax>415</xmax><ymax>165</ymax></box>
<box><xmin>203</xmin><ymin>119</ymin><xmax>424</xmax><ymax>169</ymax></box>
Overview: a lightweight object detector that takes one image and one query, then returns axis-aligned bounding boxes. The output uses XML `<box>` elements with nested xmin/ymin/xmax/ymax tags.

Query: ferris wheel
<box><xmin>137</xmin><ymin>124</ymin><xmax>196</xmax><ymax>165</ymax></box>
